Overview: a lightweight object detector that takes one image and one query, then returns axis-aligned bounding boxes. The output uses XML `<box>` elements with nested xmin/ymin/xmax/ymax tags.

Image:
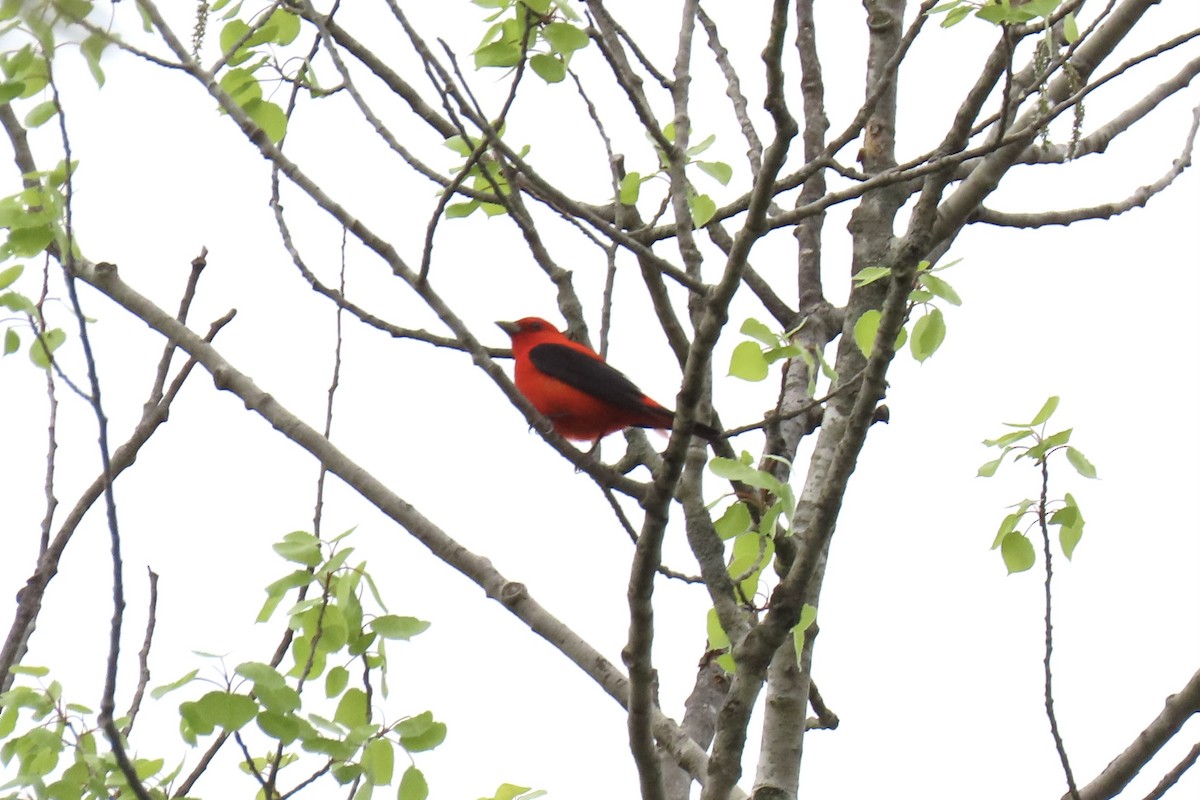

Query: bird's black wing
<box><xmin>528</xmin><ymin>342</ymin><xmax>664</xmax><ymax>414</ymax></box>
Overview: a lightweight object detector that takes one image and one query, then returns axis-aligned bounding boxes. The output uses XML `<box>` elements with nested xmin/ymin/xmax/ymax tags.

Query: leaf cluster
<box><xmin>978</xmin><ymin>396</ymin><xmax>1097</xmax><ymax>573</ymax></box>
<box><xmin>214</xmin><ymin>1</ymin><xmax>304</xmax><ymax>144</ymax></box>
<box><xmin>0</xmin><ymin>666</ymin><xmax>173</xmax><ymax>800</ymax></box>
<box><xmin>620</xmin><ymin>122</ymin><xmax>733</xmax><ymax>227</ymax></box>
<box><xmin>853</xmin><ymin>259</ymin><xmax>962</xmax><ymax>363</ymax></box>
<box><xmin>473</xmin><ymin>0</ymin><xmax>588</xmax><ymax>84</ymax></box>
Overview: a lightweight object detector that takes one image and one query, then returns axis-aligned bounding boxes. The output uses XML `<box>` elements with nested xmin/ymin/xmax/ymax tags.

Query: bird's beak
<box><xmin>496</xmin><ymin>320</ymin><xmax>520</xmax><ymax>337</ymax></box>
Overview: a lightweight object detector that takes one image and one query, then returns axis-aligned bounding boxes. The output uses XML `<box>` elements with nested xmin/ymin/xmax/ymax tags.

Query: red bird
<box><xmin>497</xmin><ymin>317</ymin><xmax>718</xmax><ymax>443</ymax></box>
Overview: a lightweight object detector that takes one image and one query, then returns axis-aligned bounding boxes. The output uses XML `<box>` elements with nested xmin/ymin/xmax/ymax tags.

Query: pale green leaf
<box><xmin>852</xmin><ymin>266</ymin><xmax>891</xmax><ymax>287</ymax></box>
<box><xmin>542</xmin><ymin>22</ymin><xmax>589</xmax><ymax>54</ymax></box>
<box><xmin>910</xmin><ymin>308</ymin><xmax>946</xmax><ymax>363</ymax></box>
<box><xmin>739</xmin><ymin>317</ymin><xmax>777</xmax><ymax>345</ymax></box>
<box><xmin>1000</xmin><ymin>532</ymin><xmax>1036</xmax><ymax>574</ymax></box>
<box><xmin>23</xmin><ymin>100</ymin><xmax>56</xmax><ymax>128</ymax></box>
<box><xmin>529</xmin><ymin>53</ymin><xmax>565</xmax><ymax>83</ymax></box>
<box><xmin>853</xmin><ymin>309</ymin><xmax>881</xmax><ymax>357</ymax></box>
<box><xmin>0</xmin><ymin>262</ymin><xmax>22</xmax><ymax>289</ymax></box>
<box><xmin>728</xmin><ymin>340</ymin><xmax>769</xmax><ymax>381</ymax></box>
<box><xmin>1065</xmin><ymin>446</ymin><xmax>1097</xmax><ymax>479</ymax></box>
<box><xmin>398</xmin><ymin>766</ymin><xmax>429</xmax><ymax>800</ymax></box>
<box><xmin>619</xmin><ymin>172</ymin><xmax>640</xmax><ymax>205</ymax></box>
<box><xmin>1029</xmin><ymin>396</ymin><xmax>1060</xmax><ymax>426</ymax></box>
<box><xmin>696</xmin><ymin>160</ymin><xmax>732</xmax><ymax>185</ymax></box>
<box><xmin>1063</xmin><ymin>12</ymin><xmax>1079</xmax><ymax>43</ymax></box>
<box><xmin>363</xmin><ymin>738</ymin><xmax>395</xmax><ymax>785</ymax></box>
<box><xmin>919</xmin><ymin>272</ymin><xmax>962</xmax><ymax>306</ymax></box>
<box><xmin>370</xmin><ymin>615</ymin><xmax>430</xmax><ymax>640</ymax></box>
<box><xmin>689</xmin><ymin>193</ymin><xmax>716</xmax><ymax>226</ymax></box>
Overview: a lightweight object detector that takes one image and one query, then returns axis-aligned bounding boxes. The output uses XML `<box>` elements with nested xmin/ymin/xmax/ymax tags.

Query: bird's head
<box><xmin>496</xmin><ymin>317</ymin><xmax>560</xmax><ymax>342</ymax></box>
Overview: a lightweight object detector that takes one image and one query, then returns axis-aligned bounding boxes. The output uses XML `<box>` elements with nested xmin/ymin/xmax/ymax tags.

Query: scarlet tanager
<box><xmin>497</xmin><ymin>317</ymin><xmax>719</xmax><ymax>443</ymax></box>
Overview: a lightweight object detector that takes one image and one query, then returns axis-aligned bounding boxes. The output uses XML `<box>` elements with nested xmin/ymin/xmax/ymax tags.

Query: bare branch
<box><xmin>121</xmin><ymin>569</ymin><xmax>159</xmax><ymax>737</ymax></box>
<box><xmin>1075</xmin><ymin>667</ymin><xmax>1200</xmax><ymax>800</ymax></box>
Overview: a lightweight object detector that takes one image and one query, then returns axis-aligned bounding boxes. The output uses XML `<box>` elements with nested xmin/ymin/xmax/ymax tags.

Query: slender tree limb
<box><xmin>972</xmin><ymin>99</ymin><xmax>1200</xmax><ymax>228</ymax></box>
<box><xmin>1074</xmin><ymin>667</ymin><xmax>1200</xmax><ymax>800</ymax></box>
<box><xmin>121</xmin><ymin>568</ymin><xmax>159</xmax><ymax>737</ymax></box>
<box><xmin>1140</xmin><ymin>739</ymin><xmax>1200</xmax><ymax>800</ymax></box>
<box><xmin>1039</xmin><ymin>461</ymin><xmax>1080</xmax><ymax>800</ymax></box>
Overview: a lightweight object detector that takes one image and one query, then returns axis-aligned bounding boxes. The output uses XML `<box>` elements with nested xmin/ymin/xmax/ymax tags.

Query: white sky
<box><xmin>1</xmin><ymin>1</ymin><xmax>1198</xmax><ymax>799</ymax></box>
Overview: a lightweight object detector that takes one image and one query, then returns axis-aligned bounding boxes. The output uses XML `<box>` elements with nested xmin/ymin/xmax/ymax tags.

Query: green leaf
<box><xmin>686</xmin><ymin>133</ymin><xmax>716</xmax><ymax>157</ymax></box>
<box><xmin>689</xmin><ymin>193</ymin><xmax>716</xmax><ymax>227</ymax></box>
<box><xmin>706</xmin><ymin>607</ymin><xmax>730</xmax><ymax>651</ymax></box>
<box><xmin>445</xmin><ymin>200</ymin><xmax>479</xmax><ymax>218</ymax></box>
<box><xmin>255</xmin><ymin>8</ymin><xmax>300</xmax><ymax>46</ymax></box>
<box><xmin>852</xmin><ymin>266</ymin><xmax>891</xmax><ymax>287</ymax></box>
<box><xmin>792</xmin><ymin>603</ymin><xmax>817</xmax><ymax>663</ymax></box>
<box><xmin>29</xmin><ymin>327</ymin><xmax>65</xmax><ymax>369</ymax></box>
<box><xmin>529</xmin><ymin>53</ymin><xmax>565</xmax><ymax>83</ymax></box>
<box><xmin>325</xmin><ymin>666</ymin><xmax>349</xmax><ymax>698</ymax></box>
<box><xmin>713</xmin><ymin>501</ymin><xmax>751</xmax><ymax>540</ymax></box>
<box><xmin>977</xmin><ymin>455</ymin><xmax>1005</xmax><ymax>478</ymax></box>
<box><xmin>219</xmin><ymin>19</ymin><xmax>252</xmax><ymax>61</ymax></box>
<box><xmin>991</xmin><ymin>500</ymin><xmax>1032</xmax><ymax>548</ymax></box>
<box><xmin>942</xmin><ymin>5</ymin><xmax>972</xmax><ymax>26</ymax></box>
<box><xmin>618</xmin><ymin>172</ymin><xmax>640</xmax><ymax>205</ymax></box>
<box><xmin>696</xmin><ymin>160</ymin><xmax>732</xmax><ymax>185</ymax></box>
<box><xmin>370</xmin><ymin>615</ymin><xmax>430</xmax><ymax>640</ymax></box>
<box><xmin>0</xmin><ymin>262</ymin><xmax>22</xmax><ymax>289</ymax></box>
<box><xmin>0</xmin><ymin>81</ymin><xmax>24</xmax><ymax>103</ymax></box>
<box><xmin>256</xmin><ymin>711</ymin><xmax>301</xmax><ymax>744</ymax></box>
<box><xmin>334</xmin><ymin>688</ymin><xmax>368</xmax><ymax>727</ymax></box>
<box><xmin>235</xmin><ymin>661</ymin><xmax>285</xmax><ymax>688</ymax></box>
<box><xmin>273</xmin><ymin>531</ymin><xmax>322</xmax><ymax>567</ymax></box>
<box><xmin>1063</xmin><ymin>11</ymin><xmax>1079</xmax><ymax>43</ymax></box>
<box><xmin>219</xmin><ymin>67</ymin><xmax>261</xmax><ymax>106</ymax></box>
<box><xmin>443</xmin><ymin>134</ymin><xmax>474</xmax><ymax>157</ymax></box>
<box><xmin>1000</xmin><ymin>532</ymin><xmax>1036</xmax><ymax>574</ymax></box>
<box><xmin>474</xmin><ymin>41</ymin><xmax>522</xmax><ymax>68</ymax></box>
<box><xmin>919</xmin><ymin>272</ymin><xmax>962</xmax><ymax>306</ymax></box>
<box><xmin>362</xmin><ymin>738</ymin><xmax>395</xmax><ymax>785</ymax></box>
<box><xmin>542</xmin><ymin>22</ymin><xmax>589</xmax><ymax>54</ymax></box>
<box><xmin>7</xmin><ymin>225</ymin><xmax>56</xmax><ymax>257</ymax></box>
<box><xmin>983</xmin><ymin>429</ymin><xmax>1033</xmax><ymax>448</ymax></box>
<box><xmin>3</xmin><ymin>327</ymin><xmax>17</xmax><ymax>355</ymax></box>
<box><xmin>80</xmin><ymin>33</ymin><xmax>107</xmax><ymax>86</ymax></box>
<box><xmin>258</xmin><ymin>569</ymin><xmax>314</xmax><ymax>622</ymax></box>
<box><xmin>150</xmin><ymin>668</ymin><xmax>199</xmax><ymax>700</ymax></box>
<box><xmin>708</xmin><ymin>457</ymin><xmax>785</xmax><ymax>498</ymax></box>
<box><xmin>397</xmin><ymin>711</ymin><xmax>446</xmax><ymax>752</ymax></box>
<box><xmin>256</xmin><ymin>684</ymin><xmax>301</xmax><ymax>714</ymax></box>
<box><xmin>910</xmin><ymin>308</ymin><xmax>946</xmax><ymax>363</ymax></box>
<box><xmin>853</xmin><ymin>309</ymin><xmax>881</xmax><ymax>357</ymax></box>
<box><xmin>243</xmin><ymin>99</ymin><xmax>287</xmax><ymax>143</ymax></box>
<box><xmin>728</xmin><ymin>340</ymin><xmax>769</xmax><ymax>382</ymax></box>
<box><xmin>739</xmin><ymin>317</ymin><xmax>778</xmax><ymax>346</ymax></box>
<box><xmin>1065</xmin><ymin>446</ymin><xmax>1097</xmax><ymax>479</ymax></box>
<box><xmin>191</xmin><ymin>691</ymin><xmax>258</xmax><ymax>732</ymax></box>
<box><xmin>24</xmin><ymin>99</ymin><xmax>56</xmax><ymax>128</ymax></box>
<box><xmin>398</xmin><ymin>766</ymin><xmax>429</xmax><ymax>800</ymax></box>
<box><xmin>0</xmin><ymin>290</ymin><xmax>33</xmax><ymax>313</ymax></box>
<box><xmin>1056</xmin><ymin>494</ymin><xmax>1085</xmax><ymax>559</ymax></box>
<box><xmin>1029</xmin><ymin>395</ymin><xmax>1060</xmax><ymax>427</ymax></box>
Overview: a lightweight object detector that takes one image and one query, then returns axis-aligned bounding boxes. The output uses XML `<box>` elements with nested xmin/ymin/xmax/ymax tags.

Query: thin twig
<box><xmin>1039</xmin><ymin>459</ymin><xmax>1080</xmax><ymax>800</ymax></box>
<box><xmin>121</xmin><ymin>569</ymin><xmax>159</xmax><ymax>737</ymax></box>
<box><xmin>1140</xmin><ymin>739</ymin><xmax>1200</xmax><ymax>800</ymax></box>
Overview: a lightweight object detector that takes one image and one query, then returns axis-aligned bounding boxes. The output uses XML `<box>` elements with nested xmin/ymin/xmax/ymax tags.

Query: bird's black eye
<box><xmin>528</xmin><ymin>321</ymin><xmax>543</xmax><ymax>331</ymax></box>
